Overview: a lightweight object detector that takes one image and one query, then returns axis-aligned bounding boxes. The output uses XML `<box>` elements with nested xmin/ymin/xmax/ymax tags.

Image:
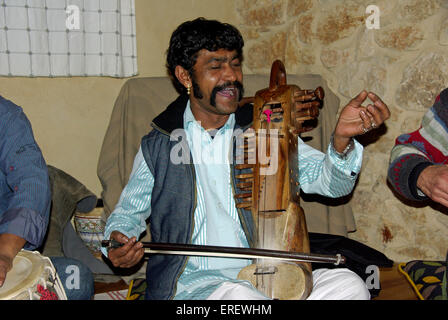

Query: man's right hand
<box><xmin>417</xmin><ymin>164</ymin><xmax>448</xmax><ymax>208</ymax></box>
<box><xmin>0</xmin><ymin>254</ymin><xmax>13</xmax><ymax>288</ymax></box>
<box><xmin>108</xmin><ymin>231</ymin><xmax>144</xmax><ymax>268</ymax></box>
<box><xmin>0</xmin><ymin>233</ymin><xmax>27</xmax><ymax>287</ymax></box>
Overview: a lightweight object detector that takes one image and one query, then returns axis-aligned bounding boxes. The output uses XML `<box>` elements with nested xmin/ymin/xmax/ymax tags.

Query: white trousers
<box><xmin>206</xmin><ymin>268</ymin><xmax>370</xmax><ymax>300</ymax></box>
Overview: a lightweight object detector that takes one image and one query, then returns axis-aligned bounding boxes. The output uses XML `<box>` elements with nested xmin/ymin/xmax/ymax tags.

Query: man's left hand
<box><xmin>332</xmin><ymin>90</ymin><xmax>390</xmax><ymax>153</ymax></box>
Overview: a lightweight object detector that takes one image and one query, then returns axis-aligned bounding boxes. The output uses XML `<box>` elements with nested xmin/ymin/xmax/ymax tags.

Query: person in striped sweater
<box><xmin>388</xmin><ymin>88</ymin><xmax>448</xmax><ymax>206</ymax></box>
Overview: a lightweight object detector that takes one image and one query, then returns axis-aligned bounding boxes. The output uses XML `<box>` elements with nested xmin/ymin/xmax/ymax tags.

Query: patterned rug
<box><xmin>94</xmin><ymin>289</ymin><xmax>129</xmax><ymax>300</ymax></box>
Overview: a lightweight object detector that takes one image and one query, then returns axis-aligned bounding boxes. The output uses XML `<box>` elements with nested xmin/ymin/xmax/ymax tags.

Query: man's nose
<box><xmin>222</xmin><ymin>64</ymin><xmax>238</xmax><ymax>82</ymax></box>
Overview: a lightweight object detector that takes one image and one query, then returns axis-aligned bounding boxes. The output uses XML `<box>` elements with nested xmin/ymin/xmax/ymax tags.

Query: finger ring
<box><xmin>362</xmin><ymin>126</ymin><xmax>369</xmax><ymax>133</ymax></box>
<box><xmin>371</xmin><ymin>122</ymin><xmax>377</xmax><ymax>128</ymax></box>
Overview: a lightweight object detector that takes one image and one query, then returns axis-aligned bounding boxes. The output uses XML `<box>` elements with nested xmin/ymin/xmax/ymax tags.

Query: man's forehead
<box><xmin>196</xmin><ymin>49</ymin><xmax>241</xmax><ymax>62</ymax></box>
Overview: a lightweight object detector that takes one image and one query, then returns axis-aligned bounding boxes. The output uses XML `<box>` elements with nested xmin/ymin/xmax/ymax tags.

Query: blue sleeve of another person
<box><xmin>0</xmin><ymin>96</ymin><xmax>50</xmax><ymax>250</ymax></box>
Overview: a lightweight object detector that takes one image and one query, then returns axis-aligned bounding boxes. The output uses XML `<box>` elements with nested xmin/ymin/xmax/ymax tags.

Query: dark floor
<box><xmin>373</xmin><ymin>264</ymin><xmax>418</xmax><ymax>300</ymax></box>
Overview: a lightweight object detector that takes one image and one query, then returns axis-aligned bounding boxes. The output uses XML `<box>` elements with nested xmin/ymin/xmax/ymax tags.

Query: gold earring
<box><xmin>187</xmin><ymin>84</ymin><xmax>191</xmax><ymax>95</ymax></box>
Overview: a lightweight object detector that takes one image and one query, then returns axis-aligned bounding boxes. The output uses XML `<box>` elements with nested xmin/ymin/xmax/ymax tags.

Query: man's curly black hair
<box><xmin>166</xmin><ymin>17</ymin><xmax>244</xmax><ymax>95</ymax></box>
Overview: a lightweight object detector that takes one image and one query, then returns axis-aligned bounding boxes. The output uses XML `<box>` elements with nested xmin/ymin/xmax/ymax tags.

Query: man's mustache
<box><xmin>210</xmin><ymin>81</ymin><xmax>245</xmax><ymax>107</ymax></box>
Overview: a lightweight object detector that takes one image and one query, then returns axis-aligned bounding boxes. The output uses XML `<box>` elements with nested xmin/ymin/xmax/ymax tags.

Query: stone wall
<box><xmin>235</xmin><ymin>0</ymin><xmax>448</xmax><ymax>261</ymax></box>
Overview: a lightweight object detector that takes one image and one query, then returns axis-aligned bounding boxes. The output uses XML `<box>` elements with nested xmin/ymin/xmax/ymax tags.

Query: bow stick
<box><xmin>101</xmin><ymin>240</ymin><xmax>345</xmax><ymax>265</ymax></box>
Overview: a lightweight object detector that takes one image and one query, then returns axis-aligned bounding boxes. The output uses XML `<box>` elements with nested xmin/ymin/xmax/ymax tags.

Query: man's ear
<box><xmin>174</xmin><ymin>65</ymin><xmax>192</xmax><ymax>90</ymax></box>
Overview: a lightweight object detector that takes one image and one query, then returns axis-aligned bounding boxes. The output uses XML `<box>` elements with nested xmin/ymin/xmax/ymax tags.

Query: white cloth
<box><xmin>307</xmin><ymin>268</ymin><xmax>370</xmax><ymax>300</ymax></box>
<box><xmin>0</xmin><ymin>0</ymin><xmax>137</xmax><ymax>77</ymax></box>
<box><xmin>207</xmin><ymin>268</ymin><xmax>370</xmax><ymax>300</ymax></box>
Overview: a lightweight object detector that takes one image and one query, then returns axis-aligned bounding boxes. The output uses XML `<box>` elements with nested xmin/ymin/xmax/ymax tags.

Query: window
<box><xmin>0</xmin><ymin>0</ymin><xmax>137</xmax><ymax>77</ymax></box>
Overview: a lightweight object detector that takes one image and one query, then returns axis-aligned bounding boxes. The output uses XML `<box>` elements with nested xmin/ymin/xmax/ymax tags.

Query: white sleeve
<box><xmin>298</xmin><ymin>137</ymin><xmax>363</xmax><ymax>198</ymax></box>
